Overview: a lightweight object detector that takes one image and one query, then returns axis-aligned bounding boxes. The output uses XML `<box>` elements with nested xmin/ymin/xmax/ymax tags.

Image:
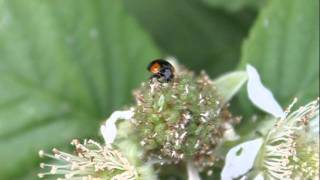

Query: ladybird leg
<box><xmin>149</xmin><ymin>73</ymin><xmax>161</xmax><ymax>82</ymax></box>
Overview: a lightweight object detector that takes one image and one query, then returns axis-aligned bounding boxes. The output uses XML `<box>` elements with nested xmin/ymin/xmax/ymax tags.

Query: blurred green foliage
<box><xmin>0</xmin><ymin>0</ymin><xmax>160</xmax><ymax>179</ymax></box>
<box><xmin>203</xmin><ymin>0</ymin><xmax>265</xmax><ymax>12</ymax></box>
<box><xmin>238</xmin><ymin>0</ymin><xmax>319</xmax><ymax>115</ymax></box>
<box><xmin>0</xmin><ymin>0</ymin><xmax>318</xmax><ymax>179</ymax></box>
<box><xmin>123</xmin><ymin>0</ymin><xmax>257</xmax><ymax>77</ymax></box>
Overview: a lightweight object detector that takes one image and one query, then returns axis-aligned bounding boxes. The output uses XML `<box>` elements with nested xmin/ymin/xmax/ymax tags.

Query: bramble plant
<box><xmin>0</xmin><ymin>0</ymin><xmax>318</xmax><ymax>179</ymax></box>
<box><xmin>38</xmin><ymin>61</ymin><xmax>319</xmax><ymax>180</ymax></box>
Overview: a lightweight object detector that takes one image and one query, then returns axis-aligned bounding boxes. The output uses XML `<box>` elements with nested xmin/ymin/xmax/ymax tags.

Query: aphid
<box><xmin>147</xmin><ymin>59</ymin><xmax>175</xmax><ymax>82</ymax></box>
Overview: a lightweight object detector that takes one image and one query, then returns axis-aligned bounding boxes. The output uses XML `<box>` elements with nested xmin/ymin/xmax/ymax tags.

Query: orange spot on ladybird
<box><xmin>150</xmin><ymin>63</ymin><xmax>161</xmax><ymax>73</ymax></box>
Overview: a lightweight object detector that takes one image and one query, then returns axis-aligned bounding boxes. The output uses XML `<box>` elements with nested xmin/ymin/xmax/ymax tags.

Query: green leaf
<box><xmin>202</xmin><ymin>0</ymin><xmax>265</xmax><ymax>12</ymax></box>
<box><xmin>123</xmin><ymin>0</ymin><xmax>256</xmax><ymax>77</ymax></box>
<box><xmin>214</xmin><ymin>71</ymin><xmax>248</xmax><ymax>105</ymax></box>
<box><xmin>238</xmin><ymin>0</ymin><xmax>319</xmax><ymax>114</ymax></box>
<box><xmin>0</xmin><ymin>0</ymin><xmax>160</xmax><ymax>178</ymax></box>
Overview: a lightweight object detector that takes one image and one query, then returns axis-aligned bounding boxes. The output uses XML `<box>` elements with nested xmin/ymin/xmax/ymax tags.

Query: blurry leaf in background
<box><xmin>202</xmin><ymin>0</ymin><xmax>265</xmax><ymax>12</ymax></box>
<box><xmin>237</xmin><ymin>0</ymin><xmax>319</xmax><ymax>115</ymax></box>
<box><xmin>0</xmin><ymin>0</ymin><xmax>160</xmax><ymax>179</ymax></box>
<box><xmin>123</xmin><ymin>0</ymin><xmax>257</xmax><ymax>77</ymax></box>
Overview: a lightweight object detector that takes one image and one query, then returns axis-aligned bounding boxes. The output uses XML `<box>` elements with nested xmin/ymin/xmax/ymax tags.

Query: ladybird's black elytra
<box><xmin>147</xmin><ymin>59</ymin><xmax>175</xmax><ymax>82</ymax></box>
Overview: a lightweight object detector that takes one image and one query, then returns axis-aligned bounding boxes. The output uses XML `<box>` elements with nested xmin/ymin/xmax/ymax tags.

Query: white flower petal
<box><xmin>223</xmin><ymin>122</ymin><xmax>240</xmax><ymax>141</ymax></box>
<box><xmin>246</xmin><ymin>64</ymin><xmax>284</xmax><ymax>118</ymax></box>
<box><xmin>254</xmin><ymin>173</ymin><xmax>264</xmax><ymax>180</ymax></box>
<box><xmin>310</xmin><ymin>114</ymin><xmax>319</xmax><ymax>134</ymax></box>
<box><xmin>100</xmin><ymin>109</ymin><xmax>134</xmax><ymax>144</ymax></box>
<box><xmin>100</xmin><ymin>121</ymin><xmax>117</xmax><ymax>144</ymax></box>
<box><xmin>221</xmin><ymin>138</ymin><xmax>263</xmax><ymax>180</ymax></box>
<box><xmin>187</xmin><ymin>161</ymin><xmax>201</xmax><ymax>180</ymax></box>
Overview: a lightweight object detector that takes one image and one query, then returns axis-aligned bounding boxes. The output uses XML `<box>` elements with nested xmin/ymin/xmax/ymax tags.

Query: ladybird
<box><xmin>147</xmin><ymin>59</ymin><xmax>175</xmax><ymax>82</ymax></box>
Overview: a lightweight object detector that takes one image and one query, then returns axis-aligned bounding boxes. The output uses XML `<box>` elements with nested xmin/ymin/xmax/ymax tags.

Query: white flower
<box><xmin>38</xmin><ymin>139</ymin><xmax>138</xmax><ymax>180</ymax></box>
<box><xmin>260</xmin><ymin>99</ymin><xmax>319</xmax><ymax>179</ymax></box>
<box><xmin>221</xmin><ymin>64</ymin><xmax>319</xmax><ymax>180</ymax></box>
<box><xmin>221</xmin><ymin>64</ymin><xmax>285</xmax><ymax>179</ymax></box>
<box><xmin>100</xmin><ymin>108</ymin><xmax>134</xmax><ymax>144</ymax></box>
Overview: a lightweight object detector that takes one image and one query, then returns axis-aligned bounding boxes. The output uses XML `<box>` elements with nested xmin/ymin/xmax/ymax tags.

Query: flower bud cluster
<box><xmin>132</xmin><ymin>66</ymin><xmax>238</xmax><ymax>171</ymax></box>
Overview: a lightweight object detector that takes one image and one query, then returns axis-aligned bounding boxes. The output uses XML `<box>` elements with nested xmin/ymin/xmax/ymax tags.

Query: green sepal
<box><xmin>214</xmin><ymin>71</ymin><xmax>248</xmax><ymax>105</ymax></box>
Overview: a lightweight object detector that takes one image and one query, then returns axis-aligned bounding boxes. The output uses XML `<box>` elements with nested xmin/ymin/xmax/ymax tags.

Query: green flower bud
<box><xmin>131</xmin><ymin>65</ymin><xmax>239</xmax><ymax>171</ymax></box>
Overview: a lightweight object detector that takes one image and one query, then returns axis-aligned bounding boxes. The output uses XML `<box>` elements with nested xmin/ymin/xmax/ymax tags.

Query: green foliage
<box><xmin>238</xmin><ymin>0</ymin><xmax>319</xmax><ymax>114</ymax></box>
<box><xmin>0</xmin><ymin>0</ymin><xmax>160</xmax><ymax>178</ymax></box>
<box><xmin>123</xmin><ymin>0</ymin><xmax>256</xmax><ymax>77</ymax></box>
<box><xmin>203</xmin><ymin>0</ymin><xmax>265</xmax><ymax>12</ymax></box>
<box><xmin>0</xmin><ymin>0</ymin><xmax>318</xmax><ymax>178</ymax></box>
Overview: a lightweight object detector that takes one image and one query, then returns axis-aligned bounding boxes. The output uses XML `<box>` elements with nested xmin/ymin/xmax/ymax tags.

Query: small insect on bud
<box><xmin>147</xmin><ymin>59</ymin><xmax>175</xmax><ymax>82</ymax></box>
